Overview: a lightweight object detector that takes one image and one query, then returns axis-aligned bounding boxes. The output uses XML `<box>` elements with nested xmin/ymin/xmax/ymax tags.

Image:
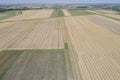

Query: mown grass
<box><xmin>0</xmin><ymin>49</ymin><xmax>66</xmax><ymax>80</ymax></box>
<box><xmin>51</xmin><ymin>9</ymin><xmax>64</xmax><ymax>17</ymax></box>
<box><xmin>0</xmin><ymin>50</ymin><xmax>22</xmax><ymax>80</ymax></box>
<box><xmin>0</xmin><ymin>10</ymin><xmax>21</xmax><ymax>20</ymax></box>
<box><xmin>64</xmin><ymin>43</ymin><xmax>68</xmax><ymax>49</ymax></box>
<box><xmin>68</xmin><ymin>10</ymin><xmax>95</xmax><ymax>16</ymax></box>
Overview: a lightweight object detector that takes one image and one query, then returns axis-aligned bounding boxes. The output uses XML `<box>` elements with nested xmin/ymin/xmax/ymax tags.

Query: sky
<box><xmin>0</xmin><ymin>0</ymin><xmax>120</xmax><ymax>4</ymax></box>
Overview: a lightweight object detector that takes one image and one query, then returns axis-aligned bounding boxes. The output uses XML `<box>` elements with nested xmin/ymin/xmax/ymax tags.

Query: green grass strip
<box><xmin>0</xmin><ymin>10</ymin><xmax>21</xmax><ymax>20</ymax></box>
<box><xmin>51</xmin><ymin>9</ymin><xmax>64</xmax><ymax>17</ymax></box>
<box><xmin>68</xmin><ymin>10</ymin><xmax>95</xmax><ymax>16</ymax></box>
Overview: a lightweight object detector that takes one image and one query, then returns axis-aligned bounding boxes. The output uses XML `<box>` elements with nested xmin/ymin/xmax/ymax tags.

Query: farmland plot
<box><xmin>0</xmin><ymin>9</ymin><xmax>54</xmax><ymax>22</ymax></box>
<box><xmin>87</xmin><ymin>10</ymin><xmax>99</xmax><ymax>14</ymax></box>
<box><xmin>1</xmin><ymin>8</ymin><xmax>120</xmax><ymax>80</ymax></box>
<box><xmin>0</xmin><ymin>9</ymin><xmax>75</xmax><ymax>80</ymax></box>
<box><xmin>68</xmin><ymin>10</ymin><xmax>95</xmax><ymax>16</ymax></box>
<box><xmin>88</xmin><ymin>10</ymin><xmax>120</xmax><ymax>21</ymax></box>
<box><xmin>103</xmin><ymin>14</ymin><xmax>120</xmax><ymax>20</ymax></box>
<box><xmin>62</xmin><ymin>9</ymin><xmax>71</xmax><ymax>16</ymax></box>
<box><xmin>64</xmin><ymin>16</ymin><xmax>120</xmax><ymax>80</ymax></box>
<box><xmin>86</xmin><ymin>15</ymin><xmax>120</xmax><ymax>34</ymax></box>
<box><xmin>0</xmin><ymin>10</ymin><xmax>21</xmax><ymax>20</ymax></box>
<box><xmin>0</xmin><ymin>10</ymin><xmax>56</xmax><ymax>51</ymax></box>
<box><xmin>0</xmin><ymin>49</ymin><xmax>73</xmax><ymax>80</ymax></box>
<box><xmin>0</xmin><ymin>22</ymin><xmax>15</xmax><ymax>29</ymax></box>
<box><xmin>8</xmin><ymin>18</ymin><xmax>66</xmax><ymax>50</ymax></box>
<box><xmin>51</xmin><ymin>9</ymin><xmax>64</xmax><ymax>17</ymax></box>
<box><xmin>0</xmin><ymin>20</ymin><xmax>40</xmax><ymax>52</ymax></box>
<box><xmin>95</xmin><ymin>10</ymin><xmax>118</xmax><ymax>14</ymax></box>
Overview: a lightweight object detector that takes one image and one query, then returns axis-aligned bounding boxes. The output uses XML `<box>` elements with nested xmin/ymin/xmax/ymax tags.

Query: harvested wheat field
<box><xmin>64</xmin><ymin>16</ymin><xmax>120</xmax><ymax>80</ymax></box>
<box><xmin>0</xmin><ymin>9</ymin><xmax>120</xmax><ymax>80</ymax></box>
<box><xmin>103</xmin><ymin>14</ymin><xmax>120</xmax><ymax>20</ymax></box>
<box><xmin>95</xmin><ymin>10</ymin><xmax>118</xmax><ymax>14</ymax></box>
<box><xmin>0</xmin><ymin>9</ymin><xmax>54</xmax><ymax>22</ymax></box>
<box><xmin>7</xmin><ymin>18</ymin><xmax>66</xmax><ymax>50</ymax></box>
<box><xmin>86</xmin><ymin>15</ymin><xmax>120</xmax><ymax>34</ymax></box>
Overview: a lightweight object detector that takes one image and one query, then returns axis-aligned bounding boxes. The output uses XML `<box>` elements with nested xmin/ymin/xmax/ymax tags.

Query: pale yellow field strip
<box><xmin>87</xmin><ymin>10</ymin><xmax>99</xmax><ymax>14</ymax></box>
<box><xmin>0</xmin><ymin>20</ymin><xmax>40</xmax><ymax>52</ymax></box>
<box><xmin>7</xmin><ymin>18</ymin><xmax>65</xmax><ymax>50</ymax></box>
<box><xmin>104</xmin><ymin>13</ymin><xmax>120</xmax><ymax>19</ymax></box>
<box><xmin>0</xmin><ymin>22</ymin><xmax>15</xmax><ymax>29</ymax></box>
<box><xmin>95</xmin><ymin>15</ymin><xmax>120</xmax><ymax>25</ymax></box>
<box><xmin>64</xmin><ymin>16</ymin><xmax>120</xmax><ymax>80</ymax></box>
<box><xmin>1</xmin><ymin>9</ymin><xmax>54</xmax><ymax>22</ymax></box>
<box><xmin>96</xmin><ymin>10</ymin><xmax>118</xmax><ymax>14</ymax></box>
<box><xmin>62</xmin><ymin>9</ymin><xmax>71</xmax><ymax>16</ymax></box>
<box><xmin>85</xmin><ymin>15</ymin><xmax>120</xmax><ymax>35</ymax></box>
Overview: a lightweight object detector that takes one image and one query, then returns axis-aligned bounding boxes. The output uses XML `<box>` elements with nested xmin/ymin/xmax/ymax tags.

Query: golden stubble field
<box><xmin>64</xmin><ymin>16</ymin><xmax>120</xmax><ymax>80</ymax></box>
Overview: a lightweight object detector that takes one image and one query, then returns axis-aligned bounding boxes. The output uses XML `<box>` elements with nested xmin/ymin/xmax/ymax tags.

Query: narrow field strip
<box><xmin>62</xmin><ymin>9</ymin><xmax>71</xmax><ymax>17</ymax></box>
<box><xmin>51</xmin><ymin>9</ymin><xmax>64</xmax><ymax>17</ymax></box>
<box><xmin>95</xmin><ymin>10</ymin><xmax>118</xmax><ymax>14</ymax></box>
<box><xmin>68</xmin><ymin>10</ymin><xmax>95</xmax><ymax>16</ymax></box>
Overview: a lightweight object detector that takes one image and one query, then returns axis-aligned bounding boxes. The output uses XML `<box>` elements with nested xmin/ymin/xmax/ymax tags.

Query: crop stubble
<box><xmin>64</xmin><ymin>16</ymin><xmax>120</xmax><ymax>80</ymax></box>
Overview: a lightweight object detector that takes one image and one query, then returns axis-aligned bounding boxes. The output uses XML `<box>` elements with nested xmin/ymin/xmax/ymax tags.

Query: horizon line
<box><xmin>0</xmin><ymin>3</ymin><xmax>120</xmax><ymax>5</ymax></box>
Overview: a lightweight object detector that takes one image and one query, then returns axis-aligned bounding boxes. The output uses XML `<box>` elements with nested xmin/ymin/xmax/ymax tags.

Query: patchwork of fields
<box><xmin>0</xmin><ymin>9</ymin><xmax>120</xmax><ymax>80</ymax></box>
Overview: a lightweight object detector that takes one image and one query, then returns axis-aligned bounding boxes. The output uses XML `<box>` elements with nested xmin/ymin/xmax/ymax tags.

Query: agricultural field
<box><xmin>0</xmin><ymin>49</ymin><xmax>73</xmax><ymax>80</ymax></box>
<box><xmin>65</xmin><ymin>16</ymin><xmax>120</xmax><ymax>80</ymax></box>
<box><xmin>0</xmin><ymin>9</ymin><xmax>54</xmax><ymax>22</ymax></box>
<box><xmin>103</xmin><ymin>14</ymin><xmax>120</xmax><ymax>21</ymax></box>
<box><xmin>6</xmin><ymin>18</ymin><xmax>66</xmax><ymax>50</ymax></box>
<box><xmin>0</xmin><ymin>9</ymin><xmax>120</xmax><ymax>80</ymax></box>
<box><xmin>95</xmin><ymin>10</ymin><xmax>118</xmax><ymax>14</ymax></box>
<box><xmin>86</xmin><ymin>15</ymin><xmax>120</xmax><ymax>34</ymax></box>
<box><xmin>88</xmin><ymin>10</ymin><xmax>120</xmax><ymax>21</ymax></box>
<box><xmin>0</xmin><ymin>10</ymin><xmax>21</xmax><ymax>20</ymax></box>
<box><xmin>51</xmin><ymin>9</ymin><xmax>64</xmax><ymax>17</ymax></box>
<box><xmin>62</xmin><ymin>9</ymin><xmax>71</xmax><ymax>16</ymax></box>
<box><xmin>68</xmin><ymin>9</ymin><xmax>95</xmax><ymax>16</ymax></box>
